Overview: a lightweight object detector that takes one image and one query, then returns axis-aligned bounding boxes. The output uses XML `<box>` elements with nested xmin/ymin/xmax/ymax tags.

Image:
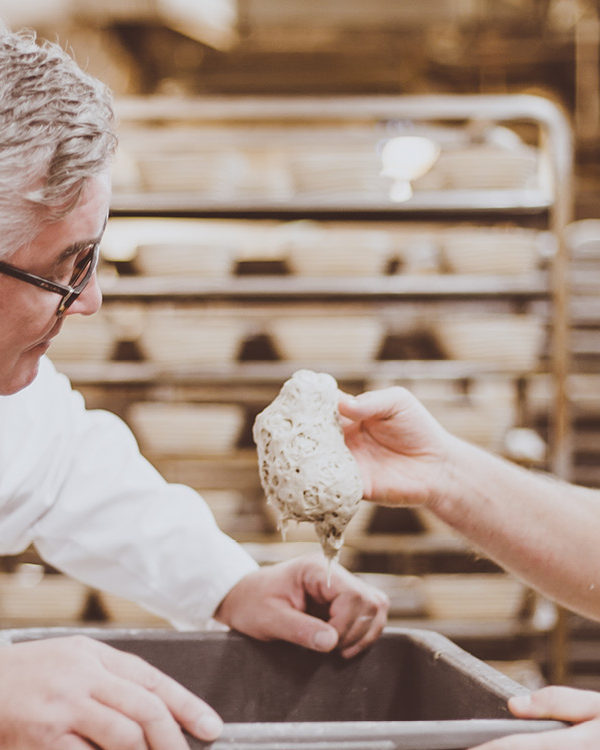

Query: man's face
<box><xmin>0</xmin><ymin>172</ymin><xmax>111</xmax><ymax>395</ymax></box>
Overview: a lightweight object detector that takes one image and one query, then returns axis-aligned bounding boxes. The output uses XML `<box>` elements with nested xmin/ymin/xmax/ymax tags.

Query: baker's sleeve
<box><xmin>29</xmin><ymin>362</ymin><xmax>258</xmax><ymax>629</ymax></box>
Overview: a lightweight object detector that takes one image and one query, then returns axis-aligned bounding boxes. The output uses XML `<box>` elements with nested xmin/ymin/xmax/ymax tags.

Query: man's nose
<box><xmin>64</xmin><ymin>273</ymin><xmax>103</xmax><ymax>317</ymax></box>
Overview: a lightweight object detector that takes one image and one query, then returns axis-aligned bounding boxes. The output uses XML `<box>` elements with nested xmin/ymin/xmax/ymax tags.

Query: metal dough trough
<box><xmin>0</xmin><ymin>626</ymin><xmax>564</xmax><ymax>749</ymax></box>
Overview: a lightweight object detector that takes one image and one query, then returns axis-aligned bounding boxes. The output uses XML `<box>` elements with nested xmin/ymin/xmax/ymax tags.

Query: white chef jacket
<box><xmin>0</xmin><ymin>356</ymin><xmax>258</xmax><ymax>628</ymax></box>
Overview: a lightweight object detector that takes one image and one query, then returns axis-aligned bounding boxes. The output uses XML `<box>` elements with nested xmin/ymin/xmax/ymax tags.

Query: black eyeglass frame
<box><xmin>0</xmin><ymin>237</ymin><xmax>101</xmax><ymax>318</ymax></box>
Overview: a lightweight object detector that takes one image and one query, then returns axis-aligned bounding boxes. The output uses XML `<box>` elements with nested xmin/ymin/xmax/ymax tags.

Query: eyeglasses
<box><xmin>0</xmin><ymin>236</ymin><xmax>101</xmax><ymax>318</ymax></box>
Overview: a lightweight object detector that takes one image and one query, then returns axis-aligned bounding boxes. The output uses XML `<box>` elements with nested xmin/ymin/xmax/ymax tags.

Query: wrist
<box><xmin>213</xmin><ymin>568</ymin><xmax>257</xmax><ymax>628</ymax></box>
<box><xmin>426</xmin><ymin>434</ymin><xmax>488</xmax><ymax>518</ymax></box>
<box><xmin>213</xmin><ymin>586</ymin><xmax>236</xmax><ymax>627</ymax></box>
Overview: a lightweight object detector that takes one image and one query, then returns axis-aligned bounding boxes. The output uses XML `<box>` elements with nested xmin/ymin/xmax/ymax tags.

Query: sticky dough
<box><xmin>253</xmin><ymin>369</ymin><xmax>363</xmax><ymax>560</ymax></box>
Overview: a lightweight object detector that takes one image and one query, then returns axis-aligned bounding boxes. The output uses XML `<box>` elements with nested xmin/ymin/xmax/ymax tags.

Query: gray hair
<box><xmin>0</xmin><ymin>27</ymin><xmax>117</xmax><ymax>258</ymax></box>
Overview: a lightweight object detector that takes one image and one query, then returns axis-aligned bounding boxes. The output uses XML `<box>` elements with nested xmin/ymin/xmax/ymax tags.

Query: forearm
<box><xmin>31</xmin><ymin>404</ymin><xmax>257</xmax><ymax>627</ymax></box>
<box><xmin>429</xmin><ymin>437</ymin><xmax>600</xmax><ymax>620</ymax></box>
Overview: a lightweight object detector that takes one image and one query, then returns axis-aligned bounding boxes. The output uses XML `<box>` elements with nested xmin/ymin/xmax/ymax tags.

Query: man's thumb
<box><xmin>312</xmin><ymin>627</ymin><xmax>339</xmax><ymax>652</ymax></box>
<box><xmin>272</xmin><ymin>607</ymin><xmax>339</xmax><ymax>652</ymax></box>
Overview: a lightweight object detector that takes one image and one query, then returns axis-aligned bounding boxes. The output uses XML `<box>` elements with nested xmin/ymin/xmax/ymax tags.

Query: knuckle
<box><xmin>27</xmin><ymin>716</ymin><xmax>70</xmax><ymax>747</ymax></box>
<box><xmin>305</xmin><ymin>556</ymin><xmax>327</xmax><ymax>581</ymax></box>
<box><xmin>118</xmin><ymin>722</ymin><xmax>145</xmax><ymax>749</ymax></box>
<box><xmin>177</xmin><ymin>694</ymin><xmax>205</xmax><ymax>727</ymax></box>
<box><xmin>114</xmin><ymin>650</ymin><xmax>164</xmax><ymax>691</ymax></box>
<box><xmin>69</xmin><ymin>696</ymin><xmax>92</xmax><ymax>723</ymax></box>
<box><xmin>359</xmin><ymin>590</ymin><xmax>388</xmax><ymax>616</ymax></box>
<box><xmin>50</xmin><ymin>739</ymin><xmax>84</xmax><ymax>750</ymax></box>
<box><xmin>138</xmin><ymin>664</ymin><xmax>163</xmax><ymax>693</ymax></box>
<box><xmin>538</xmin><ymin>685</ymin><xmax>562</xmax><ymax>700</ymax></box>
<box><xmin>346</xmin><ymin>590</ymin><xmax>365</xmax><ymax>608</ymax></box>
<box><xmin>377</xmin><ymin>591</ymin><xmax>390</xmax><ymax>613</ymax></box>
<box><xmin>138</xmin><ymin>689</ymin><xmax>170</xmax><ymax>722</ymax></box>
<box><xmin>362</xmin><ymin>602</ymin><xmax>379</xmax><ymax>620</ymax></box>
<box><xmin>67</xmin><ymin>634</ymin><xmax>96</xmax><ymax>651</ymax></box>
<box><xmin>390</xmin><ymin>385</ymin><xmax>410</xmax><ymax>400</ymax></box>
<box><xmin>531</xmin><ymin>685</ymin><xmax>563</xmax><ymax>708</ymax></box>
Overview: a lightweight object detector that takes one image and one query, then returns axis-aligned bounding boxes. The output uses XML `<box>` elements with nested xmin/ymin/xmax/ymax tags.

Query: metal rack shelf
<box><xmin>111</xmin><ymin>190</ymin><xmax>553</xmax><ymax>217</ymax></box>
<box><xmin>99</xmin><ymin>272</ymin><xmax>551</xmax><ymax>301</ymax></box>
<box><xmin>61</xmin><ymin>359</ymin><xmax>549</xmax><ymax>388</ymax></box>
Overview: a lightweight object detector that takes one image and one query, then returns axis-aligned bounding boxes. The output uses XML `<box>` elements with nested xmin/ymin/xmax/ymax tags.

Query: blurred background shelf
<box><xmin>98</xmin><ymin>273</ymin><xmax>551</xmax><ymax>300</ymax></box>
<box><xmin>58</xmin><ymin>360</ymin><xmax>553</xmax><ymax>387</ymax></box>
<box><xmin>110</xmin><ymin>190</ymin><xmax>555</xmax><ymax>216</ymax></box>
<box><xmin>4</xmin><ymin>0</ymin><xmax>599</xmax><ymax>687</ymax></box>
<box><xmin>53</xmin><ymin>94</ymin><xmax>570</xmax><ymax>684</ymax></box>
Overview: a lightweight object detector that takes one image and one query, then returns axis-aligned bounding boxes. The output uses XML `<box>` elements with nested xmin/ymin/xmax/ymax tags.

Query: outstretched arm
<box><xmin>339</xmin><ymin>386</ymin><xmax>600</xmax><ymax>622</ymax></box>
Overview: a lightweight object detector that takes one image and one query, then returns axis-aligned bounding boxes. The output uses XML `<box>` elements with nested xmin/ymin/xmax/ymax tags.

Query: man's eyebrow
<box><xmin>54</xmin><ymin>217</ymin><xmax>108</xmax><ymax>265</ymax></box>
<box><xmin>55</xmin><ymin>239</ymin><xmax>95</xmax><ymax>263</ymax></box>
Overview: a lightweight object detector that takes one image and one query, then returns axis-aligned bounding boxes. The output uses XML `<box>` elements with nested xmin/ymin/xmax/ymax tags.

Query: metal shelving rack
<box><xmin>105</xmin><ymin>93</ymin><xmax>574</xmax><ymax>475</ymax></box>
<box><xmin>67</xmin><ymin>93</ymin><xmax>574</xmax><ymax>675</ymax></box>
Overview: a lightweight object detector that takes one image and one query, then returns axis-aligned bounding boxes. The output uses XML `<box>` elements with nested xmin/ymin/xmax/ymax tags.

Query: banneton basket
<box><xmin>0</xmin><ymin>572</ymin><xmax>87</xmax><ymax>626</ymax></box>
<box><xmin>75</xmin><ymin>0</ymin><xmax>154</xmax><ymax>19</ymax></box>
<box><xmin>289</xmin><ymin>150</ymin><xmax>389</xmax><ymax>200</ymax></box>
<box><xmin>413</xmin><ymin>144</ymin><xmax>539</xmax><ymax>191</ymax></box>
<box><xmin>102</xmin><ymin>302</ymin><xmax>146</xmax><ymax>343</ymax></box>
<box><xmin>48</xmin><ymin>311</ymin><xmax>116</xmax><ymax>363</ymax></box>
<box><xmin>98</xmin><ymin>592</ymin><xmax>168</xmax><ymax>627</ymax></box>
<box><xmin>432</xmin><ymin>313</ymin><xmax>546</xmax><ymax>371</ymax></box>
<box><xmin>135</xmin><ymin>149</ymin><xmax>240</xmax><ymax>195</ymax></box>
<box><xmin>0</xmin><ymin>627</ymin><xmax>564</xmax><ymax>749</ymax></box>
<box><xmin>200</xmin><ymin>490</ymin><xmax>245</xmax><ymax>530</ymax></box>
<box><xmin>421</xmin><ymin>574</ymin><xmax>527</xmax><ymax>621</ymax></box>
<box><xmin>136</xmin><ymin>242</ymin><xmax>234</xmax><ymax>278</ymax></box>
<box><xmin>441</xmin><ymin>228</ymin><xmax>543</xmax><ymax>275</ymax></box>
<box><xmin>101</xmin><ymin>217</ymin><xmax>236</xmax><ymax>276</ymax></box>
<box><xmin>270</xmin><ymin>315</ymin><xmax>385</xmax><ymax>364</ymax></box>
<box><xmin>565</xmin><ymin>218</ymin><xmax>600</xmax><ymax>260</ymax></box>
<box><xmin>127</xmin><ymin>402</ymin><xmax>244</xmax><ymax>456</ymax></box>
<box><xmin>134</xmin><ymin>138</ymin><xmax>293</xmax><ymax>199</ymax></box>
<box><xmin>419</xmin><ymin>398</ymin><xmax>516</xmax><ymax>452</ymax></box>
<box><xmin>285</xmin><ymin>225</ymin><xmax>393</xmax><ymax>276</ymax></box>
<box><xmin>138</xmin><ymin>307</ymin><xmax>247</xmax><ymax>366</ymax></box>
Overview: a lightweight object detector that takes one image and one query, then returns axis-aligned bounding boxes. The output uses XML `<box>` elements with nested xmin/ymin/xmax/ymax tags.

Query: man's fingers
<box><xmin>470</xmin><ymin>730</ymin><xmax>557</xmax><ymax>750</ymax></box>
<box><xmin>328</xmin><ymin>590</ymin><xmax>387</xmax><ymax>657</ymax></box>
<box><xmin>337</xmin><ymin>609</ymin><xmax>387</xmax><ymax>659</ymax></box>
<box><xmin>338</xmin><ymin>623</ymin><xmax>379</xmax><ymax>659</ymax></box>
<box><xmin>337</xmin><ymin>392</ymin><xmax>360</xmax><ymax>419</ymax></box>
<box><xmin>337</xmin><ymin>609</ymin><xmax>387</xmax><ymax>658</ymax></box>
<box><xmin>91</xmin><ymin>676</ymin><xmax>190</xmax><ymax>749</ymax></box>
<box><xmin>471</xmin><ymin>687</ymin><xmax>600</xmax><ymax>750</ymax></box>
<box><xmin>510</xmin><ymin>686</ymin><xmax>600</xmax><ymax>723</ymax></box>
<box><xmin>71</xmin><ymin>699</ymin><xmax>148</xmax><ymax>750</ymax></box>
<box><xmin>91</xmin><ymin>640</ymin><xmax>223</xmax><ymax>741</ymax></box>
<box><xmin>338</xmin><ymin>387</ymin><xmax>408</xmax><ymax>421</ymax></box>
<box><xmin>57</xmin><ymin>737</ymin><xmax>98</xmax><ymax>750</ymax></box>
<box><xmin>299</xmin><ymin>557</ymin><xmax>389</xmax><ymax>657</ymax></box>
<box><xmin>470</xmin><ymin>722</ymin><xmax>600</xmax><ymax>750</ymax></box>
<box><xmin>257</xmin><ymin>601</ymin><xmax>340</xmax><ymax>652</ymax></box>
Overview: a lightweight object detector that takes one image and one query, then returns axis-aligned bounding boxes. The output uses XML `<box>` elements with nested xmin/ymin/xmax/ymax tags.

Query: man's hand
<box><xmin>215</xmin><ymin>554</ymin><xmax>389</xmax><ymax>658</ymax></box>
<box><xmin>0</xmin><ymin>635</ymin><xmax>223</xmax><ymax>749</ymax></box>
<box><xmin>471</xmin><ymin>686</ymin><xmax>600</xmax><ymax>749</ymax></box>
<box><xmin>338</xmin><ymin>387</ymin><xmax>456</xmax><ymax>507</ymax></box>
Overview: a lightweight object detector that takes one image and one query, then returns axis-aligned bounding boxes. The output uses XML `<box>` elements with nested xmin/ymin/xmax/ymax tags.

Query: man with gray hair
<box><xmin>0</xmin><ymin>28</ymin><xmax>388</xmax><ymax>749</ymax></box>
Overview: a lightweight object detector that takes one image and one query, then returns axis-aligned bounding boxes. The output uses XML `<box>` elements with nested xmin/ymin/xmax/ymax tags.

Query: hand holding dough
<box><xmin>253</xmin><ymin>370</ymin><xmax>363</xmax><ymax>560</ymax></box>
